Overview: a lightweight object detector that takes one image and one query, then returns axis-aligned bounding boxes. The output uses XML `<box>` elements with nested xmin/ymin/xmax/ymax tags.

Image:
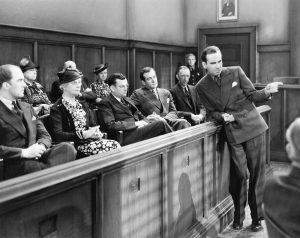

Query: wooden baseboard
<box><xmin>184</xmin><ymin>196</ymin><xmax>234</xmax><ymax>238</ymax></box>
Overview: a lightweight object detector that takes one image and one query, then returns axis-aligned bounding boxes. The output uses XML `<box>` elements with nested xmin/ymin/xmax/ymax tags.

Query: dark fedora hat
<box><xmin>19</xmin><ymin>56</ymin><xmax>39</xmax><ymax>72</ymax></box>
<box><xmin>57</xmin><ymin>68</ymin><xmax>83</xmax><ymax>85</ymax></box>
<box><xmin>93</xmin><ymin>63</ymin><xmax>108</xmax><ymax>74</ymax></box>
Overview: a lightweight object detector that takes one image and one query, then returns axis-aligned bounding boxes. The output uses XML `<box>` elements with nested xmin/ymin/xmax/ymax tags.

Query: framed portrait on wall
<box><xmin>217</xmin><ymin>0</ymin><xmax>238</xmax><ymax>22</ymax></box>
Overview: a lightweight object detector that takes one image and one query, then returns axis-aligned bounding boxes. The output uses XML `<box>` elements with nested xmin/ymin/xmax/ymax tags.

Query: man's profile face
<box><xmin>142</xmin><ymin>69</ymin><xmax>158</xmax><ymax>90</ymax></box>
<box><xmin>111</xmin><ymin>78</ymin><xmax>128</xmax><ymax>98</ymax></box>
<box><xmin>7</xmin><ymin>67</ymin><xmax>26</xmax><ymax>99</ymax></box>
<box><xmin>177</xmin><ymin>69</ymin><xmax>190</xmax><ymax>88</ymax></box>
<box><xmin>187</xmin><ymin>55</ymin><xmax>196</xmax><ymax>67</ymax></box>
<box><xmin>202</xmin><ymin>51</ymin><xmax>223</xmax><ymax>76</ymax></box>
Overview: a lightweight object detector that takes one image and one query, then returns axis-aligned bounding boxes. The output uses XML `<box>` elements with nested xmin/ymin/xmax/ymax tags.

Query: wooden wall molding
<box><xmin>257</xmin><ymin>43</ymin><xmax>290</xmax><ymax>53</ymax></box>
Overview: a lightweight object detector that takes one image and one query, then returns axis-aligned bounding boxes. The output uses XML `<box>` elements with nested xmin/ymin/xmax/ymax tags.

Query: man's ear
<box><xmin>141</xmin><ymin>80</ymin><xmax>146</xmax><ymax>87</ymax></box>
<box><xmin>175</xmin><ymin>74</ymin><xmax>179</xmax><ymax>81</ymax></box>
<box><xmin>202</xmin><ymin>62</ymin><xmax>207</xmax><ymax>70</ymax></box>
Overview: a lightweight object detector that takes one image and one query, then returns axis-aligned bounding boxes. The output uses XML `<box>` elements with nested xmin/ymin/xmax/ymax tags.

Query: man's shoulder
<box><xmin>170</xmin><ymin>84</ymin><xmax>180</xmax><ymax>93</ymax></box>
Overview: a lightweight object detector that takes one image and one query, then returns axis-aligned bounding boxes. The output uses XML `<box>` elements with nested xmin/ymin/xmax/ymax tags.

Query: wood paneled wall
<box><xmin>0</xmin><ymin>24</ymin><xmax>186</xmax><ymax>96</ymax></box>
<box><xmin>0</xmin><ymin>106</ymin><xmax>270</xmax><ymax>238</ymax></box>
<box><xmin>256</xmin><ymin>84</ymin><xmax>300</xmax><ymax>162</ymax></box>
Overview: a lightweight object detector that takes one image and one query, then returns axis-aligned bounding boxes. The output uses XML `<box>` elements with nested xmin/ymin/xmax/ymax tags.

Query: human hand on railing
<box><xmin>265</xmin><ymin>82</ymin><xmax>283</xmax><ymax>94</ymax></box>
<box><xmin>135</xmin><ymin>120</ymin><xmax>148</xmax><ymax>128</ymax></box>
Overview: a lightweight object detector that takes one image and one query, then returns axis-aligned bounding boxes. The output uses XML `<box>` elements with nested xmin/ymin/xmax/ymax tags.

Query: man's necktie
<box><xmin>152</xmin><ymin>89</ymin><xmax>159</xmax><ymax>99</ymax></box>
<box><xmin>214</xmin><ymin>76</ymin><xmax>221</xmax><ymax>87</ymax></box>
<box><xmin>12</xmin><ymin>101</ymin><xmax>23</xmax><ymax>117</ymax></box>
<box><xmin>184</xmin><ymin>87</ymin><xmax>190</xmax><ymax>97</ymax></box>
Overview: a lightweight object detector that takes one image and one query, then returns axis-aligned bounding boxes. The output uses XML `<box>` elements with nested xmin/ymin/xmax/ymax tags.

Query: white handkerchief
<box><xmin>167</xmin><ymin>98</ymin><xmax>170</xmax><ymax>103</ymax></box>
<box><xmin>32</xmin><ymin>115</ymin><xmax>37</xmax><ymax>121</ymax></box>
<box><xmin>232</xmin><ymin>81</ymin><xmax>238</xmax><ymax>87</ymax></box>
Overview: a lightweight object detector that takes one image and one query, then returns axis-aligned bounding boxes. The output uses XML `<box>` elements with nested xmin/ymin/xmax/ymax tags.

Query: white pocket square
<box><xmin>167</xmin><ymin>98</ymin><xmax>170</xmax><ymax>103</ymax></box>
<box><xmin>32</xmin><ymin>116</ymin><xmax>37</xmax><ymax>121</ymax></box>
<box><xmin>232</xmin><ymin>82</ymin><xmax>238</xmax><ymax>87</ymax></box>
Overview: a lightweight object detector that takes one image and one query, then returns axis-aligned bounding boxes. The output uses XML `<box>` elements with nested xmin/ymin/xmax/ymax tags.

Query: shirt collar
<box><xmin>0</xmin><ymin>96</ymin><xmax>15</xmax><ymax>110</ymax></box>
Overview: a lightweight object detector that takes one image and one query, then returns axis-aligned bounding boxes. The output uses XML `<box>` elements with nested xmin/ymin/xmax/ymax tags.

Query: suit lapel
<box><xmin>18</xmin><ymin>102</ymin><xmax>33</xmax><ymax>142</ymax></box>
<box><xmin>220</xmin><ymin>68</ymin><xmax>234</xmax><ymax>110</ymax></box>
<box><xmin>0</xmin><ymin>100</ymin><xmax>27</xmax><ymax>138</ymax></box>
<box><xmin>143</xmin><ymin>88</ymin><xmax>162</xmax><ymax>110</ymax></box>
<box><xmin>175</xmin><ymin>85</ymin><xmax>192</xmax><ymax>109</ymax></box>
<box><xmin>201</xmin><ymin>75</ymin><xmax>223</xmax><ymax>110</ymax></box>
<box><xmin>187</xmin><ymin>85</ymin><xmax>196</xmax><ymax>111</ymax></box>
<box><xmin>109</xmin><ymin>94</ymin><xmax>132</xmax><ymax>115</ymax></box>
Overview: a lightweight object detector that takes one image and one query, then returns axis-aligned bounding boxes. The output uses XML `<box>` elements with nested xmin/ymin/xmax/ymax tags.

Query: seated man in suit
<box><xmin>97</xmin><ymin>73</ymin><xmax>173</xmax><ymax>146</ymax></box>
<box><xmin>131</xmin><ymin>67</ymin><xmax>191</xmax><ymax>131</ymax></box>
<box><xmin>0</xmin><ymin>64</ymin><xmax>77</xmax><ymax>179</ymax></box>
<box><xmin>263</xmin><ymin>117</ymin><xmax>300</xmax><ymax>238</ymax></box>
<box><xmin>170</xmin><ymin>66</ymin><xmax>206</xmax><ymax>125</ymax></box>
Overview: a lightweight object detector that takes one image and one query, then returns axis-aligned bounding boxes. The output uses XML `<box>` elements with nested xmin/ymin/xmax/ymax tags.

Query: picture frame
<box><xmin>217</xmin><ymin>0</ymin><xmax>238</xmax><ymax>22</ymax></box>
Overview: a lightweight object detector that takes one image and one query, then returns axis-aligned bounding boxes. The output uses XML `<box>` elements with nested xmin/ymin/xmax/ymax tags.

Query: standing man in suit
<box><xmin>0</xmin><ymin>64</ymin><xmax>76</xmax><ymax>179</ymax></box>
<box><xmin>263</xmin><ymin>117</ymin><xmax>300</xmax><ymax>238</ymax></box>
<box><xmin>131</xmin><ymin>67</ymin><xmax>191</xmax><ymax>131</ymax></box>
<box><xmin>195</xmin><ymin>46</ymin><xmax>282</xmax><ymax>232</ymax></box>
<box><xmin>98</xmin><ymin>73</ymin><xmax>173</xmax><ymax>146</ymax></box>
<box><xmin>170</xmin><ymin>66</ymin><xmax>206</xmax><ymax>125</ymax></box>
<box><xmin>186</xmin><ymin>53</ymin><xmax>203</xmax><ymax>86</ymax></box>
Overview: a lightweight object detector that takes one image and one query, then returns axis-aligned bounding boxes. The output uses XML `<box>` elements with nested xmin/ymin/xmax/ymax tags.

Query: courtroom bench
<box><xmin>0</xmin><ymin>105</ymin><xmax>271</xmax><ymax>238</ymax></box>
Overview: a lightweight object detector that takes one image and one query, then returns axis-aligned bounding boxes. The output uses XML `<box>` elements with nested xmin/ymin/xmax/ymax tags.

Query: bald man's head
<box><xmin>286</xmin><ymin>118</ymin><xmax>300</xmax><ymax>160</ymax></box>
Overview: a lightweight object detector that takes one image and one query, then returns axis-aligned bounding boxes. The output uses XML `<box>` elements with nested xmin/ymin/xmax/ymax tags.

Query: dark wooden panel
<box><xmin>155</xmin><ymin>52</ymin><xmax>171</xmax><ymax>89</ymax></box>
<box><xmin>38</xmin><ymin>44</ymin><xmax>72</xmax><ymax>93</ymax></box>
<box><xmin>102</xmin><ymin>154</ymin><xmax>162</xmax><ymax>238</ymax></box>
<box><xmin>134</xmin><ymin>50</ymin><xmax>153</xmax><ymax>90</ymax></box>
<box><xmin>206</xmin><ymin>34</ymin><xmax>250</xmax><ymax>77</ymax></box>
<box><xmin>167</xmin><ymin>139</ymin><xmax>205</xmax><ymax>237</ymax></box>
<box><xmin>105</xmin><ymin>48</ymin><xmax>128</xmax><ymax>78</ymax></box>
<box><xmin>171</xmin><ymin>53</ymin><xmax>185</xmax><ymax>86</ymax></box>
<box><xmin>0</xmin><ymin>39</ymin><xmax>33</xmax><ymax>65</ymax></box>
<box><xmin>198</xmin><ymin>26</ymin><xmax>256</xmax><ymax>82</ymax></box>
<box><xmin>75</xmin><ymin>46</ymin><xmax>102</xmax><ymax>86</ymax></box>
<box><xmin>0</xmin><ymin>183</ymin><xmax>93</xmax><ymax>238</ymax></box>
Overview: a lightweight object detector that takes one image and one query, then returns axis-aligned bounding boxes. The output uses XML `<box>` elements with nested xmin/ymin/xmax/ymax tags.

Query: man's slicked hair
<box><xmin>0</xmin><ymin>64</ymin><xmax>19</xmax><ymax>88</ymax></box>
<box><xmin>201</xmin><ymin>46</ymin><xmax>221</xmax><ymax>63</ymax></box>
<box><xmin>139</xmin><ymin>67</ymin><xmax>155</xmax><ymax>81</ymax></box>
<box><xmin>107</xmin><ymin>73</ymin><xmax>127</xmax><ymax>86</ymax></box>
<box><xmin>176</xmin><ymin>65</ymin><xmax>189</xmax><ymax>76</ymax></box>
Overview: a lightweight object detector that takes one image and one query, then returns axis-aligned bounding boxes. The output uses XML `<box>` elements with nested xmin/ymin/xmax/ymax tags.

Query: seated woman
<box><xmin>91</xmin><ymin>63</ymin><xmax>111</xmax><ymax>103</ymax></box>
<box><xmin>50</xmin><ymin>67</ymin><xmax>120</xmax><ymax>157</ymax></box>
<box><xmin>19</xmin><ymin>56</ymin><xmax>52</xmax><ymax>116</ymax></box>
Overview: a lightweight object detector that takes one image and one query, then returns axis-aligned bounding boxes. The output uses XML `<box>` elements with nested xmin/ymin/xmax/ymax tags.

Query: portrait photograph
<box><xmin>217</xmin><ymin>0</ymin><xmax>238</xmax><ymax>22</ymax></box>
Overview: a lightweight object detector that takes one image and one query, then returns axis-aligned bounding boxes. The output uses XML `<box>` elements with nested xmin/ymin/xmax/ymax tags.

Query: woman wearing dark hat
<box><xmin>19</xmin><ymin>56</ymin><xmax>52</xmax><ymax>116</ymax></box>
<box><xmin>90</xmin><ymin>63</ymin><xmax>111</xmax><ymax>103</ymax></box>
<box><xmin>50</xmin><ymin>68</ymin><xmax>120</xmax><ymax>157</ymax></box>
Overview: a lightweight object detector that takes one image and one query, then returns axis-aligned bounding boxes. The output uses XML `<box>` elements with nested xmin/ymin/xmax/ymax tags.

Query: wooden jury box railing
<box><xmin>0</xmin><ymin>105</ymin><xmax>271</xmax><ymax>238</ymax></box>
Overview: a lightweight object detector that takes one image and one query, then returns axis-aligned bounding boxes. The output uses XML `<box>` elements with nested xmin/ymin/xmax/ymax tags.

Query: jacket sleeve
<box><xmin>50</xmin><ymin>106</ymin><xmax>79</xmax><ymax>142</ymax></box>
<box><xmin>238</xmin><ymin>67</ymin><xmax>269</xmax><ymax>103</ymax></box>
<box><xmin>98</xmin><ymin>101</ymin><xmax>137</xmax><ymax>131</ymax></box>
<box><xmin>36</xmin><ymin>119</ymin><xmax>52</xmax><ymax>148</ymax></box>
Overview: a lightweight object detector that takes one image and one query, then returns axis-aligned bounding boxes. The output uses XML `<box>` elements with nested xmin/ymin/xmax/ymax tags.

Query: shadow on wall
<box><xmin>174</xmin><ymin>172</ymin><xmax>218</xmax><ymax>238</ymax></box>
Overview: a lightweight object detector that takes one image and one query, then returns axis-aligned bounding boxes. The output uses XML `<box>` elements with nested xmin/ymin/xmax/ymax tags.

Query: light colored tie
<box><xmin>152</xmin><ymin>89</ymin><xmax>158</xmax><ymax>99</ymax></box>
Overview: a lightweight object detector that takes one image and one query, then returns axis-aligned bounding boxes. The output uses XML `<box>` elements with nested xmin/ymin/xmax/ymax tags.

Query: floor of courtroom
<box><xmin>218</xmin><ymin>162</ymin><xmax>290</xmax><ymax>238</ymax></box>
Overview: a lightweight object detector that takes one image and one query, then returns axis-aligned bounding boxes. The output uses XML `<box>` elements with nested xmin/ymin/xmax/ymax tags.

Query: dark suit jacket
<box><xmin>196</xmin><ymin>66</ymin><xmax>269</xmax><ymax>145</ymax></box>
<box><xmin>170</xmin><ymin>83</ymin><xmax>206</xmax><ymax>120</ymax></box>
<box><xmin>131</xmin><ymin>87</ymin><xmax>186</xmax><ymax>120</ymax></box>
<box><xmin>263</xmin><ymin>166</ymin><xmax>300</xmax><ymax>238</ymax></box>
<box><xmin>49</xmin><ymin>98</ymin><xmax>97</xmax><ymax>146</ymax></box>
<box><xmin>98</xmin><ymin>93</ymin><xmax>145</xmax><ymax>132</ymax></box>
<box><xmin>0</xmin><ymin>100</ymin><xmax>52</xmax><ymax>178</ymax></box>
<box><xmin>187</xmin><ymin>65</ymin><xmax>203</xmax><ymax>86</ymax></box>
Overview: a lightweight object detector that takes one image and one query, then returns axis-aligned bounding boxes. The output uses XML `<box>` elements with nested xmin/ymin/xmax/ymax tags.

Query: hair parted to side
<box><xmin>0</xmin><ymin>64</ymin><xmax>20</xmax><ymax>88</ymax></box>
<box><xmin>287</xmin><ymin>118</ymin><xmax>300</xmax><ymax>158</ymax></box>
<box><xmin>139</xmin><ymin>67</ymin><xmax>155</xmax><ymax>81</ymax></box>
<box><xmin>107</xmin><ymin>73</ymin><xmax>127</xmax><ymax>86</ymax></box>
<box><xmin>176</xmin><ymin>66</ymin><xmax>189</xmax><ymax>76</ymax></box>
<box><xmin>185</xmin><ymin>53</ymin><xmax>196</xmax><ymax>60</ymax></box>
<box><xmin>201</xmin><ymin>46</ymin><xmax>221</xmax><ymax>63</ymax></box>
